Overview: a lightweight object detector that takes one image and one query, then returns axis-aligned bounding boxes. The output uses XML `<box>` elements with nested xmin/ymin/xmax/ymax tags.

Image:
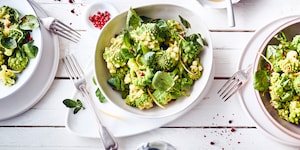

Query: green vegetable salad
<box><xmin>253</xmin><ymin>32</ymin><xmax>300</xmax><ymax>125</ymax></box>
<box><xmin>0</xmin><ymin>5</ymin><xmax>39</xmax><ymax>86</ymax></box>
<box><xmin>102</xmin><ymin>8</ymin><xmax>206</xmax><ymax>110</ymax></box>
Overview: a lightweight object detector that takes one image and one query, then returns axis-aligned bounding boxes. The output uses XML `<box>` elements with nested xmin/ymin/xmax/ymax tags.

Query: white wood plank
<box><xmin>0</xmin><ymin>80</ymin><xmax>255</xmax><ymax>127</ymax></box>
<box><xmin>34</xmin><ymin>0</ymin><xmax>300</xmax><ymax>31</ymax></box>
<box><xmin>0</xmin><ymin>127</ymin><xmax>296</xmax><ymax>150</ymax></box>
<box><xmin>55</xmin><ymin>31</ymin><xmax>254</xmax><ymax>78</ymax></box>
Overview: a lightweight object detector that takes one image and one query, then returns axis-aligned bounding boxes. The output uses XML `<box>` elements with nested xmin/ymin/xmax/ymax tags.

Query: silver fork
<box><xmin>27</xmin><ymin>0</ymin><xmax>80</xmax><ymax>43</ymax></box>
<box><xmin>62</xmin><ymin>54</ymin><xmax>118</xmax><ymax>150</ymax></box>
<box><xmin>217</xmin><ymin>65</ymin><xmax>252</xmax><ymax>102</ymax></box>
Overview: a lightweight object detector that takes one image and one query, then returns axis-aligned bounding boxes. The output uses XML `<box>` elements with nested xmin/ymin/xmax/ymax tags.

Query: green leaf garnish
<box><xmin>63</xmin><ymin>99</ymin><xmax>85</xmax><ymax>114</ymax></box>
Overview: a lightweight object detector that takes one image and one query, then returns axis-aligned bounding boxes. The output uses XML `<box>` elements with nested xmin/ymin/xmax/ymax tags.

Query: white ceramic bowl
<box><xmin>83</xmin><ymin>1</ymin><xmax>119</xmax><ymax>33</ymax></box>
<box><xmin>253</xmin><ymin>17</ymin><xmax>300</xmax><ymax>140</ymax></box>
<box><xmin>0</xmin><ymin>0</ymin><xmax>43</xmax><ymax>100</ymax></box>
<box><xmin>94</xmin><ymin>4</ymin><xmax>214</xmax><ymax>119</ymax></box>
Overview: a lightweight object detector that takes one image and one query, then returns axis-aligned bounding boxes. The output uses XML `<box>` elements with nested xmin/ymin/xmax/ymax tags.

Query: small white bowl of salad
<box><xmin>94</xmin><ymin>4</ymin><xmax>214</xmax><ymax>119</ymax></box>
<box><xmin>253</xmin><ymin>17</ymin><xmax>300</xmax><ymax>140</ymax></box>
<box><xmin>0</xmin><ymin>3</ymin><xmax>42</xmax><ymax>100</ymax></box>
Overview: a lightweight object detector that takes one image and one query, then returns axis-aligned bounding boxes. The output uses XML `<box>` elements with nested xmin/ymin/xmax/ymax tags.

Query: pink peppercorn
<box><xmin>89</xmin><ymin>11</ymin><xmax>111</xmax><ymax>29</ymax></box>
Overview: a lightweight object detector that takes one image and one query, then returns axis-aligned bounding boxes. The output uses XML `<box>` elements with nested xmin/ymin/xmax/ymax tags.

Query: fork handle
<box><xmin>79</xmin><ymin>86</ymin><xmax>118</xmax><ymax>150</ymax></box>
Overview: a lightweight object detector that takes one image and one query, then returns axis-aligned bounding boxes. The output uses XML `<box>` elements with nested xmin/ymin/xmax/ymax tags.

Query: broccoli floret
<box><xmin>287</xmin><ymin>101</ymin><xmax>300</xmax><ymax>124</ymax></box>
<box><xmin>125</xmin><ymin>84</ymin><xmax>153</xmax><ymax>110</ymax></box>
<box><xmin>8</xmin><ymin>49</ymin><xmax>28</xmax><ymax>72</ymax></box>
<box><xmin>103</xmin><ymin>36</ymin><xmax>129</xmax><ymax>73</ymax></box>
<box><xmin>0</xmin><ymin>65</ymin><xmax>16</xmax><ymax>86</ymax></box>
<box><xmin>277</xmin><ymin>50</ymin><xmax>300</xmax><ymax>74</ymax></box>
<box><xmin>188</xmin><ymin>58</ymin><xmax>203</xmax><ymax>80</ymax></box>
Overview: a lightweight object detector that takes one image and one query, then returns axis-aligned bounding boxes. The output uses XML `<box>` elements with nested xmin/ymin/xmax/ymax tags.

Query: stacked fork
<box><xmin>27</xmin><ymin>0</ymin><xmax>80</xmax><ymax>43</ymax></box>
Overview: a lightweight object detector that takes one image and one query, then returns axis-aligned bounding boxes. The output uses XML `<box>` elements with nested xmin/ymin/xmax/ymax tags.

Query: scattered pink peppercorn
<box><xmin>89</xmin><ymin>11</ymin><xmax>111</xmax><ymax>29</ymax></box>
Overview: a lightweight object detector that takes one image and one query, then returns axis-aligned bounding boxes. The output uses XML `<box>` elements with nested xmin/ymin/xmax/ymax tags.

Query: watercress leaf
<box><xmin>1</xmin><ymin>37</ymin><xmax>17</xmax><ymax>49</ymax></box>
<box><xmin>19</xmin><ymin>14</ymin><xmax>39</xmax><ymax>30</ymax></box>
<box><xmin>179</xmin><ymin>15</ymin><xmax>191</xmax><ymax>29</ymax></box>
<box><xmin>22</xmin><ymin>40</ymin><xmax>38</xmax><ymax>58</ymax></box>
<box><xmin>152</xmin><ymin>71</ymin><xmax>175</xmax><ymax>91</ymax></box>
<box><xmin>76</xmin><ymin>99</ymin><xmax>83</xmax><ymax>107</ymax></box>
<box><xmin>253</xmin><ymin>69</ymin><xmax>269</xmax><ymax>92</ymax></box>
<box><xmin>107</xmin><ymin>76</ymin><xmax>121</xmax><ymax>90</ymax></box>
<box><xmin>126</xmin><ymin>7</ymin><xmax>143</xmax><ymax>30</ymax></box>
<box><xmin>123</xmin><ymin>30</ymin><xmax>131</xmax><ymax>48</ymax></box>
<box><xmin>121</xmin><ymin>48</ymin><xmax>134</xmax><ymax>59</ymax></box>
<box><xmin>144</xmin><ymin>51</ymin><xmax>155</xmax><ymax>66</ymax></box>
<box><xmin>73</xmin><ymin>107</ymin><xmax>81</xmax><ymax>114</ymax></box>
<box><xmin>63</xmin><ymin>99</ymin><xmax>77</xmax><ymax>108</ymax></box>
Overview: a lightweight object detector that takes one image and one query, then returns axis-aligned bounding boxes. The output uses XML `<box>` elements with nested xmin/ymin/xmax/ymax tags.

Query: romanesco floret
<box><xmin>293</xmin><ymin>75</ymin><xmax>300</xmax><ymax>94</ymax></box>
<box><xmin>125</xmin><ymin>84</ymin><xmax>153</xmax><ymax>110</ymax></box>
<box><xmin>127</xmin><ymin>58</ymin><xmax>154</xmax><ymax>87</ymax></box>
<box><xmin>156</xmin><ymin>43</ymin><xmax>180</xmax><ymax>71</ymax></box>
<box><xmin>188</xmin><ymin>58</ymin><xmax>203</xmax><ymax>80</ymax></box>
<box><xmin>269</xmin><ymin>73</ymin><xmax>293</xmax><ymax>106</ymax></box>
<box><xmin>287</xmin><ymin>101</ymin><xmax>300</xmax><ymax>125</ymax></box>
<box><xmin>130</xmin><ymin>23</ymin><xmax>160</xmax><ymax>50</ymax></box>
<box><xmin>0</xmin><ymin>65</ymin><xmax>16</xmax><ymax>86</ymax></box>
<box><xmin>152</xmin><ymin>90</ymin><xmax>173</xmax><ymax>106</ymax></box>
<box><xmin>181</xmin><ymin>34</ymin><xmax>204</xmax><ymax>65</ymax></box>
<box><xmin>277</xmin><ymin>50</ymin><xmax>300</xmax><ymax>74</ymax></box>
<box><xmin>8</xmin><ymin>49</ymin><xmax>28</xmax><ymax>72</ymax></box>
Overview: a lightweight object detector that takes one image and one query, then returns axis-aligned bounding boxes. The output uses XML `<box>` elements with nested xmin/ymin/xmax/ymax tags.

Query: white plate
<box><xmin>237</xmin><ymin>16</ymin><xmax>300</xmax><ymax>147</ymax></box>
<box><xmin>66</xmin><ymin>64</ymin><xmax>214</xmax><ymax>138</ymax></box>
<box><xmin>0</xmin><ymin>0</ymin><xmax>43</xmax><ymax>99</ymax></box>
<box><xmin>198</xmin><ymin>0</ymin><xmax>240</xmax><ymax>8</ymax></box>
<box><xmin>0</xmin><ymin>11</ymin><xmax>59</xmax><ymax>120</ymax></box>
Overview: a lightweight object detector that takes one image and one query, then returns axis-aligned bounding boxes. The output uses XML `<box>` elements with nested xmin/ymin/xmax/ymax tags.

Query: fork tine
<box><xmin>50</xmin><ymin>19</ymin><xmax>81</xmax><ymax>43</ymax></box>
<box><xmin>221</xmin><ymin>79</ymin><xmax>242</xmax><ymax>101</ymax></box>
<box><xmin>217</xmin><ymin>75</ymin><xmax>236</xmax><ymax>94</ymax></box>
<box><xmin>63</xmin><ymin>55</ymin><xmax>84</xmax><ymax>81</ymax></box>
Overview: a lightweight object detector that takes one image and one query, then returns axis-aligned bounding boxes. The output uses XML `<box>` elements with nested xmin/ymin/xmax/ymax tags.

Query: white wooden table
<box><xmin>1</xmin><ymin>0</ymin><xmax>300</xmax><ymax>149</ymax></box>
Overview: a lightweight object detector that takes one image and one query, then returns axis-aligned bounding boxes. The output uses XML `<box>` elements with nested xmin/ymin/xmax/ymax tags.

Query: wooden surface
<box><xmin>1</xmin><ymin>0</ymin><xmax>300</xmax><ymax>149</ymax></box>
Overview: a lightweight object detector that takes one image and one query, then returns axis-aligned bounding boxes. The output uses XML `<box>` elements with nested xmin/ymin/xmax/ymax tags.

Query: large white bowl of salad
<box><xmin>0</xmin><ymin>2</ymin><xmax>42</xmax><ymax>100</ymax></box>
<box><xmin>253</xmin><ymin>17</ymin><xmax>300</xmax><ymax>140</ymax></box>
<box><xmin>94</xmin><ymin>4</ymin><xmax>214</xmax><ymax>118</ymax></box>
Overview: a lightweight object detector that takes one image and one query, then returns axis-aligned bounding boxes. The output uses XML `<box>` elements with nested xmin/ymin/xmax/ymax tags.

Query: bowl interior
<box><xmin>0</xmin><ymin>0</ymin><xmax>43</xmax><ymax>100</ymax></box>
<box><xmin>94</xmin><ymin>4</ymin><xmax>214</xmax><ymax>118</ymax></box>
<box><xmin>253</xmin><ymin>18</ymin><xmax>300</xmax><ymax>139</ymax></box>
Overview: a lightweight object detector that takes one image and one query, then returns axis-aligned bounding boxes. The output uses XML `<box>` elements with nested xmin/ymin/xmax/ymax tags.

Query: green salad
<box><xmin>253</xmin><ymin>32</ymin><xmax>300</xmax><ymax>125</ymax></box>
<box><xmin>0</xmin><ymin>5</ymin><xmax>39</xmax><ymax>86</ymax></box>
<box><xmin>102</xmin><ymin>8</ymin><xmax>206</xmax><ymax>110</ymax></box>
